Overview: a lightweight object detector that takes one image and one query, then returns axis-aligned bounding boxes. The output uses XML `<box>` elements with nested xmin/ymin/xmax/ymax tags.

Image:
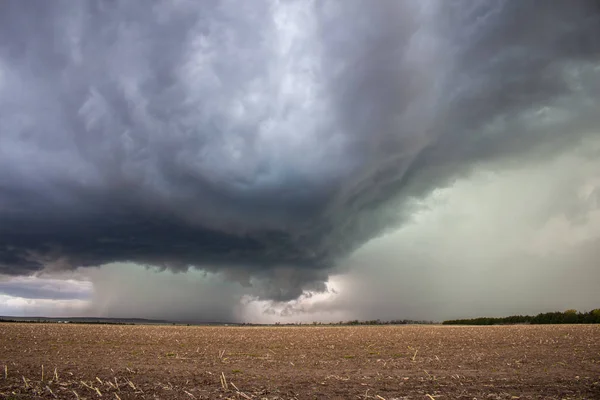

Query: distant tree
<box><xmin>564</xmin><ymin>309</ymin><xmax>578</xmax><ymax>324</ymax></box>
<box><xmin>444</xmin><ymin>308</ymin><xmax>599</xmax><ymax>325</ymax></box>
<box><xmin>592</xmin><ymin>309</ymin><xmax>600</xmax><ymax>323</ymax></box>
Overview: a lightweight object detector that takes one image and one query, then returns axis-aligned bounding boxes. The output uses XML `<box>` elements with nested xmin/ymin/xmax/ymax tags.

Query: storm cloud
<box><xmin>1</xmin><ymin>1</ymin><xmax>600</xmax><ymax>301</ymax></box>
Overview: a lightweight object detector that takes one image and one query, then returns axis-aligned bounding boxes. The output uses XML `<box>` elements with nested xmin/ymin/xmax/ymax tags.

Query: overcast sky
<box><xmin>1</xmin><ymin>0</ymin><xmax>600</xmax><ymax>322</ymax></box>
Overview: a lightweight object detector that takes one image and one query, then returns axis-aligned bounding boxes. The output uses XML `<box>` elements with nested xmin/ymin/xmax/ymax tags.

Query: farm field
<box><xmin>1</xmin><ymin>324</ymin><xmax>599</xmax><ymax>399</ymax></box>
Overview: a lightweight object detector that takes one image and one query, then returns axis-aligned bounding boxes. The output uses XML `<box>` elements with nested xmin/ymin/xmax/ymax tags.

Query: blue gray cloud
<box><xmin>0</xmin><ymin>276</ymin><xmax>91</xmax><ymax>301</ymax></box>
<box><xmin>1</xmin><ymin>0</ymin><xmax>600</xmax><ymax>300</ymax></box>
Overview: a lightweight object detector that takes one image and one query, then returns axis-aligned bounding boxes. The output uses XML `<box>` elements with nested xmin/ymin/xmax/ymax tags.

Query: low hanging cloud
<box><xmin>1</xmin><ymin>1</ymin><xmax>600</xmax><ymax>301</ymax></box>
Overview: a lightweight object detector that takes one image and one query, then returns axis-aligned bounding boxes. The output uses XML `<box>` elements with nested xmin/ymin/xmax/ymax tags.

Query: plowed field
<box><xmin>1</xmin><ymin>324</ymin><xmax>599</xmax><ymax>399</ymax></box>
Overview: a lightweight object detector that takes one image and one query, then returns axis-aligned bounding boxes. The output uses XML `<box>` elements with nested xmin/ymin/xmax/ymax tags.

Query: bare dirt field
<box><xmin>0</xmin><ymin>323</ymin><xmax>599</xmax><ymax>399</ymax></box>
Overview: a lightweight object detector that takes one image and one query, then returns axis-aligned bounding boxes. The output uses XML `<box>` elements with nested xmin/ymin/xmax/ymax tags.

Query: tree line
<box><xmin>443</xmin><ymin>309</ymin><xmax>600</xmax><ymax>325</ymax></box>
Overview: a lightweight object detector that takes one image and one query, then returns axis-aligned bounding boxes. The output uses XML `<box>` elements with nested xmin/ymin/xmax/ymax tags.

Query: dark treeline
<box><xmin>443</xmin><ymin>309</ymin><xmax>600</xmax><ymax>325</ymax></box>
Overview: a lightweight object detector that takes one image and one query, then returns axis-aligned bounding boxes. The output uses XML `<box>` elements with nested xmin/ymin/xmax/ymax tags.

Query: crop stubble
<box><xmin>1</xmin><ymin>324</ymin><xmax>599</xmax><ymax>399</ymax></box>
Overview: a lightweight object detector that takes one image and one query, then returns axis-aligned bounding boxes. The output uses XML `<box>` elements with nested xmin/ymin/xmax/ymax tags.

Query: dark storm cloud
<box><xmin>1</xmin><ymin>0</ymin><xmax>600</xmax><ymax>299</ymax></box>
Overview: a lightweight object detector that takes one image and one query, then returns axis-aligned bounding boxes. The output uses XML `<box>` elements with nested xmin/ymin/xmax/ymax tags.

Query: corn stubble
<box><xmin>0</xmin><ymin>323</ymin><xmax>599</xmax><ymax>399</ymax></box>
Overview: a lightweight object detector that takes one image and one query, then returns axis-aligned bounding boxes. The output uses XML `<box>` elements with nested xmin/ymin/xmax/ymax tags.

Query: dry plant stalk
<box><xmin>46</xmin><ymin>385</ymin><xmax>57</xmax><ymax>398</ymax></box>
<box><xmin>231</xmin><ymin>381</ymin><xmax>251</xmax><ymax>400</ymax></box>
<box><xmin>127</xmin><ymin>379</ymin><xmax>136</xmax><ymax>390</ymax></box>
<box><xmin>220</xmin><ymin>372</ymin><xmax>228</xmax><ymax>390</ymax></box>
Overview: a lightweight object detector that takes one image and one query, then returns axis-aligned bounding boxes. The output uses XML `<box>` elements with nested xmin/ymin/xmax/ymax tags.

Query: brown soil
<box><xmin>1</xmin><ymin>324</ymin><xmax>599</xmax><ymax>399</ymax></box>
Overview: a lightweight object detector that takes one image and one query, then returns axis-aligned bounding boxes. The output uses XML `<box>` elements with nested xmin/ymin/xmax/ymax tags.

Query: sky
<box><xmin>1</xmin><ymin>0</ymin><xmax>600</xmax><ymax>323</ymax></box>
